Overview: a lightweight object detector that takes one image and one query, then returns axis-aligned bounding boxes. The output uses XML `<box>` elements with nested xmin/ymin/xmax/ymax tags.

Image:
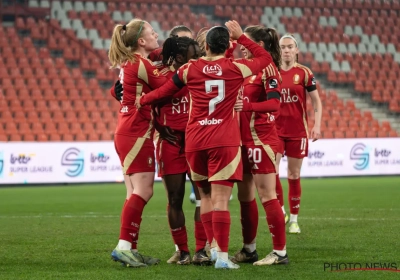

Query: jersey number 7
<box><xmin>205</xmin><ymin>80</ymin><xmax>225</xmax><ymax>115</ymax></box>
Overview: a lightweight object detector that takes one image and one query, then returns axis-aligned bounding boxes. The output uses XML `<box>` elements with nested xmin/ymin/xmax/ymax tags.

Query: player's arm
<box><xmin>138</xmin><ymin>74</ymin><xmax>184</xmax><ymax>107</ymax></box>
<box><xmin>226</xmin><ymin>20</ymin><xmax>272</xmax><ymax>76</ymax></box>
<box><xmin>235</xmin><ymin>93</ymin><xmax>280</xmax><ymax>112</ymax></box>
<box><xmin>110</xmin><ymin>80</ymin><xmax>123</xmax><ymax>101</ymax></box>
<box><xmin>304</xmin><ymin>71</ymin><xmax>322</xmax><ymax>141</ymax></box>
<box><xmin>225</xmin><ymin>40</ymin><xmax>237</xmax><ymax>59</ymax></box>
<box><xmin>138</xmin><ymin>59</ymin><xmax>169</xmax><ymax>90</ymax></box>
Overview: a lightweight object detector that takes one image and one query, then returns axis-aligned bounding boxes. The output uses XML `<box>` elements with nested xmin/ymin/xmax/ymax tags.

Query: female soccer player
<box><xmin>231</xmin><ymin>26</ymin><xmax>288</xmax><ymax>266</ymax></box>
<box><xmin>154</xmin><ymin>36</ymin><xmax>211</xmax><ymax>266</ymax></box>
<box><xmin>108</xmin><ymin>19</ymin><xmax>169</xmax><ymax>268</ymax></box>
<box><xmin>149</xmin><ymin>25</ymin><xmax>193</xmax><ymax>62</ymax></box>
<box><xmin>275</xmin><ymin>34</ymin><xmax>323</xmax><ymax>234</ymax></box>
<box><xmin>136</xmin><ymin>20</ymin><xmax>273</xmax><ymax>269</ymax></box>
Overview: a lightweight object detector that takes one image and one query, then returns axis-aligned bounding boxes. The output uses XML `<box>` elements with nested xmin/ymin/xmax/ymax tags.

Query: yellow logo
<box><xmin>153</xmin><ymin>69</ymin><xmax>159</xmax><ymax>76</ymax></box>
<box><xmin>293</xmin><ymin>74</ymin><xmax>300</xmax><ymax>84</ymax></box>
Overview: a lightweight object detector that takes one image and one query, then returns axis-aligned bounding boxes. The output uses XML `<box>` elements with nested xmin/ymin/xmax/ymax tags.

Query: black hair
<box><xmin>162</xmin><ymin>36</ymin><xmax>199</xmax><ymax>66</ymax></box>
<box><xmin>205</xmin><ymin>26</ymin><xmax>230</xmax><ymax>55</ymax></box>
<box><xmin>244</xmin><ymin>26</ymin><xmax>282</xmax><ymax>69</ymax></box>
<box><xmin>169</xmin><ymin>25</ymin><xmax>193</xmax><ymax>37</ymax></box>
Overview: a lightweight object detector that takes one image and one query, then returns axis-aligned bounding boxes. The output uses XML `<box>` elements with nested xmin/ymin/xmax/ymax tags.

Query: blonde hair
<box><xmin>280</xmin><ymin>33</ymin><xmax>299</xmax><ymax>63</ymax></box>
<box><xmin>195</xmin><ymin>27</ymin><xmax>209</xmax><ymax>56</ymax></box>
<box><xmin>108</xmin><ymin>19</ymin><xmax>146</xmax><ymax>69</ymax></box>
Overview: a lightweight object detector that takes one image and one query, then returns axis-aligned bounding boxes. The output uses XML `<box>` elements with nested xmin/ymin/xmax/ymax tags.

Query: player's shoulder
<box><xmin>262</xmin><ymin>63</ymin><xmax>279</xmax><ymax>78</ymax></box>
<box><xmin>295</xmin><ymin>63</ymin><xmax>313</xmax><ymax>75</ymax></box>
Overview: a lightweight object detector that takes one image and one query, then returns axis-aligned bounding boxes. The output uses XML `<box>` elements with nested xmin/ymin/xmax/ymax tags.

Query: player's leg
<box><xmin>285</xmin><ymin>137</ymin><xmax>308</xmax><ymax>234</ymax></box>
<box><xmin>275</xmin><ymin>137</ymin><xmax>288</xmax><ymax>222</ymax></box>
<box><xmin>287</xmin><ymin>156</ymin><xmax>303</xmax><ymax>234</ymax></box>
<box><xmin>231</xmin><ymin>146</ymin><xmax>259</xmax><ymax>263</ymax></box>
<box><xmin>190</xmin><ymin>177</ymin><xmax>210</xmax><ymax>265</ymax></box>
<box><xmin>186</xmin><ymin>150</ymin><xmax>214</xmax><ymax>265</ymax></box>
<box><xmin>252</xmin><ymin>172</ymin><xmax>288</xmax><ymax>265</ymax></box>
<box><xmin>163</xmin><ymin>173</ymin><xmax>191</xmax><ymax>264</ymax></box>
<box><xmin>112</xmin><ymin>136</ymin><xmax>158</xmax><ymax>267</ymax></box>
<box><xmin>189</xmin><ymin>181</ymin><xmax>196</xmax><ymax>203</ymax></box>
<box><xmin>208</xmin><ymin>146</ymin><xmax>242</xmax><ymax>269</ymax></box>
<box><xmin>245</xmin><ymin>145</ymin><xmax>287</xmax><ymax>266</ymax></box>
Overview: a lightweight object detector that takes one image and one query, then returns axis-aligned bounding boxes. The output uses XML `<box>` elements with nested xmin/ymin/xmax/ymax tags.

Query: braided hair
<box><xmin>161</xmin><ymin>36</ymin><xmax>199</xmax><ymax>66</ymax></box>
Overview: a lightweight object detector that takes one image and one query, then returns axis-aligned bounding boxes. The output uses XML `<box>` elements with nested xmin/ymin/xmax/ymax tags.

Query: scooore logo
<box><xmin>350</xmin><ymin>143</ymin><xmax>369</xmax><ymax>170</ymax></box>
<box><xmin>61</xmin><ymin>148</ymin><xmax>84</xmax><ymax>177</ymax></box>
<box><xmin>308</xmin><ymin>150</ymin><xmax>325</xmax><ymax>159</ymax></box>
<box><xmin>198</xmin><ymin>118</ymin><xmax>223</xmax><ymax>126</ymax></box>
<box><xmin>90</xmin><ymin>153</ymin><xmax>110</xmax><ymax>163</ymax></box>
<box><xmin>203</xmin><ymin>64</ymin><xmax>222</xmax><ymax>76</ymax></box>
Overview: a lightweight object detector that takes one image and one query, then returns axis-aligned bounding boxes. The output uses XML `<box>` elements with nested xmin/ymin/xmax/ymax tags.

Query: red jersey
<box><xmin>148</xmin><ymin>48</ymin><xmax>163</xmax><ymax>64</ymax></box>
<box><xmin>276</xmin><ymin>63</ymin><xmax>316</xmax><ymax>138</ymax></box>
<box><xmin>240</xmin><ymin>64</ymin><xmax>281</xmax><ymax>148</ymax></box>
<box><xmin>113</xmin><ymin>54</ymin><xmax>168</xmax><ymax>138</ymax></box>
<box><xmin>155</xmin><ymin>66</ymin><xmax>189</xmax><ymax>132</ymax></box>
<box><xmin>140</xmin><ymin>34</ymin><xmax>273</xmax><ymax>152</ymax></box>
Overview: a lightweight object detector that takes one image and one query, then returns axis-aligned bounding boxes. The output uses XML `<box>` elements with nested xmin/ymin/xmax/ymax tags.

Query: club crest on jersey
<box><xmin>293</xmin><ymin>74</ymin><xmax>300</xmax><ymax>84</ymax></box>
<box><xmin>203</xmin><ymin>64</ymin><xmax>222</xmax><ymax>76</ymax></box>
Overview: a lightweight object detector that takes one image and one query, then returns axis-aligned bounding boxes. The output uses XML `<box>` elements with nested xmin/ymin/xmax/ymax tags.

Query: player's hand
<box><xmin>311</xmin><ymin>126</ymin><xmax>321</xmax><ymax>142</ymax></box>
<box><xmin>114</xmin><ymin>80</ymin><xmax>123</xmax><ymax>101</ymax></box>
<box><xmin>135</xmin><ymin>95</ymin><xmax>142</xmax><ymax>109</ymax></box>
<box><xmin>225</xmin><ymin>20</ymin><xmax>243</xmax><ymax>40</ymax></box>
<box><xmin>158</xmin><ymin>126</ymin><xmax>178</xmax><ymax>145</ymax></box>
<box><xmin>234</xmin><ymin>95</ymin><xmax>244</xmax><ymax>111</ymax></box>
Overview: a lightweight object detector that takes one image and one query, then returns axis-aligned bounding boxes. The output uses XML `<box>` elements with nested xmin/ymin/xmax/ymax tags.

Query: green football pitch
<box><xmin>1</xmin><ymin>177</ymin><xmax>399</xmax><ymax>280</ymax></box>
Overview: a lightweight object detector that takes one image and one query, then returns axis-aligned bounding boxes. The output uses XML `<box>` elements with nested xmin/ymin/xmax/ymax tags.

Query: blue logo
<box><xmin>0</xmin><ymin>152</ymin><xmax>4</xmax><ymax>178</ymax></box>
<box><xmin>350</xmin><ymin>143</ymin><xmax>370</xmax><ymax>170</ymax></box>
<box><xmin>90</xmin><ymin>153</ymin><xmax>110</xmax><ymax>163</ymax></box>
<box><xmin>61</xmin><ymin>148</ymin><xmax>84</xmax><ymax>177</ymax></box>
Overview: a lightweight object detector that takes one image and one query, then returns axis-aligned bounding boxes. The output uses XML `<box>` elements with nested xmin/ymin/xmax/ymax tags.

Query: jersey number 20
<box><xmin>205</xmin><ymin>80</ymin><xmax>225</xmax><ymax>115</ymax></box>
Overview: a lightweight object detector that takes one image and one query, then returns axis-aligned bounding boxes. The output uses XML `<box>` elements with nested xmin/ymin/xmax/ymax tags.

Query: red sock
<box><xmin>171</xmin><ymin>226</ymin><xmax>189</xmax><ymax>252</ymax></box>
<box><xmin>212</xmin><ymin>211</ymin><xmax>230</xmax><ymax>252</ymax></box>
<box><xmin>195</xmin><ymin>221</ymin><xmax>207</xmax><ymax>252</ymax></box>
<box><xmin>288</xmin><ymin>178</ymin><xmax>301</xmax><ymax>215</ymax></box>
<box><xmin>262</xmin><ymin>199</ymin><xmax>286</xmax><ymax>250</ymax></box>
<box><xmin>119</xmin><ymin>194</ymin><xmax>147</xmax><ymax>249</ymax></box>
<box><xmin>200</xmin><ymin>211</ymin><xmax>214</xmax><ymax>244</ymax></box>
<box><xmin>276</xmin><ymin>175</ymin><xmax>284</xmax><ymax>207</ymax></box>
<box><xmin>120</xmin><ymin>199</ymin><xmax>128</xmax><ymax>224</ymax></box>
<box><xmin>240</xmin><ymin>199</ymin><xmax>258</xmax><ymax>244</ymax></box>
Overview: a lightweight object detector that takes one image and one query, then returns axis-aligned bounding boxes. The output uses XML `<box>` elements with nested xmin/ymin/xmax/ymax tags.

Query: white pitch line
<box><xmin>0</xmin><ymin>215</ymin><xmax>399</xmax><ymax>221</ymax></box>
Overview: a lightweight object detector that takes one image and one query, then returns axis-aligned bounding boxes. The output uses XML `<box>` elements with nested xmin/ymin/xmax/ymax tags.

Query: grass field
<box><xmin>1</xmin><ymin>177</ymin><xmax>400</xmax><ymax>279</ymax></box>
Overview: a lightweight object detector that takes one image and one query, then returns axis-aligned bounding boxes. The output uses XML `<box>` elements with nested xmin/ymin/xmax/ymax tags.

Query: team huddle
<box><xmin>108</xmin><ymin>19</ymin><xmax>322</xmax><ymax>269</ymax></box>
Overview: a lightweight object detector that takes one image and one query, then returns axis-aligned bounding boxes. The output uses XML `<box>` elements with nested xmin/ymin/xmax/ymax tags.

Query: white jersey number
<box><xmin>205</xmin><ymin>80</ymin><xmax>225</xmax><ymax>115</ymax></box>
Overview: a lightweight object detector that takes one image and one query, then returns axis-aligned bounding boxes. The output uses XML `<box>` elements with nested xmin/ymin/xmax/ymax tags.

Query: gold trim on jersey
<box><xmin>209</xmin><ymin>147</ymin><xmax>241</xmax><ymax>181</ymax></box>
<box><xmin>138</xmin><ymin>60</ymin><xmax>148</xmax><ymax>84</ymax></box>
<box><xmin>136</xmin><ymin>82</ymin><xmax>143</xmax><ymax>98</ymax></box>
<box><xmin>262</xmin><ymin>144</ymin><xmax>276</xmax><ymax>165</ymax></box>
<box><xmin>143</xmin><ymin>109</ymin><xmax>154</xmax><ymax>139</ymax></box>
<box><xmin>123</xmin><ymin>137</ymin><xmax>146</xmax><ymax>175</ymax></box>
<box><xmin>188</xmin><ymin>162</ymin><xmax>208</xmax><ymax>181</ymax></box>
<box><xmin>201</xmin><ymin>56</ymin><xmax>224</xmax><ymax>61</ymax></box>
<box><xmin>182</xmin><ymin>65</ymin><xmax>190</xmax><ymax>84</ymax></box>
<box><xmin>296</xmin><ymin>63</ymin><xmax>313</xmax><ymax>86</ymax></box>
<box><xmin>232</xmin><ymin>62</ymin><xmax>253</xmax><ymax>78</ymax></box>
<box><xmin>302</xmin><ymin>106</ymin><xmax>309</xmax><ymax>139</ymax></box>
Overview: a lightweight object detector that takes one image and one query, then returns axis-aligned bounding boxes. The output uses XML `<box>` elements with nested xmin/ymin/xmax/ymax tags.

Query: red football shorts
<box><xmin>186</xmin><ymin>146</ymin><xmax>242</xmax><ymax>184</ymax></box>
<box><xmin>114</xmin><ymin>135</ymin><xmax>155</xmax><ymax>175</ymax></box>
<box><xmin>277</xmin><ymin>137</ymin><xmax>308</xmax><ymax>158</ymax></box>
<box><xmin>242</xmin><ymin>144</ymin><xmax>277</xmax><ymax>174</ymax></box>
<box><xmin>156</xmin><ymin>137</ymin><xmax>188</xmax><ymax>177</ymax></box>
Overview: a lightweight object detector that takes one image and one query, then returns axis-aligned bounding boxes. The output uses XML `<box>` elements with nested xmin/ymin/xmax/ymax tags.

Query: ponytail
<box><xmin>108</xmin><ymin>19</ymin><xmax>146</xmax><ymax>69</ymax></box>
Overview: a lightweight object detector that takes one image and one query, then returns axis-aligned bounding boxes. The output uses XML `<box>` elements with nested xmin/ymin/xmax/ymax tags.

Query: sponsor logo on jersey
<box><xmin>269</xmin><ymin>78</ymin><xmax>278</xmax><ymax>89</ymax></box>
<box><xmin>311</xmin><ymin>76</ymin><xmax>316</xmax><ymax>85</ymax></box>
<box><xmin>293</xmin><ymin>74</ymin><xmax>300</xmax><ymax>84</ymax></box>
<box><xmin>203</xmin><ymin>64</ymin><xmax>222</xmax><ymax>76</ymax></box>
<box><xmin>198</xmin><ymin>118</ymin><xmax>223</xmax><ymax>126</ymax></box>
